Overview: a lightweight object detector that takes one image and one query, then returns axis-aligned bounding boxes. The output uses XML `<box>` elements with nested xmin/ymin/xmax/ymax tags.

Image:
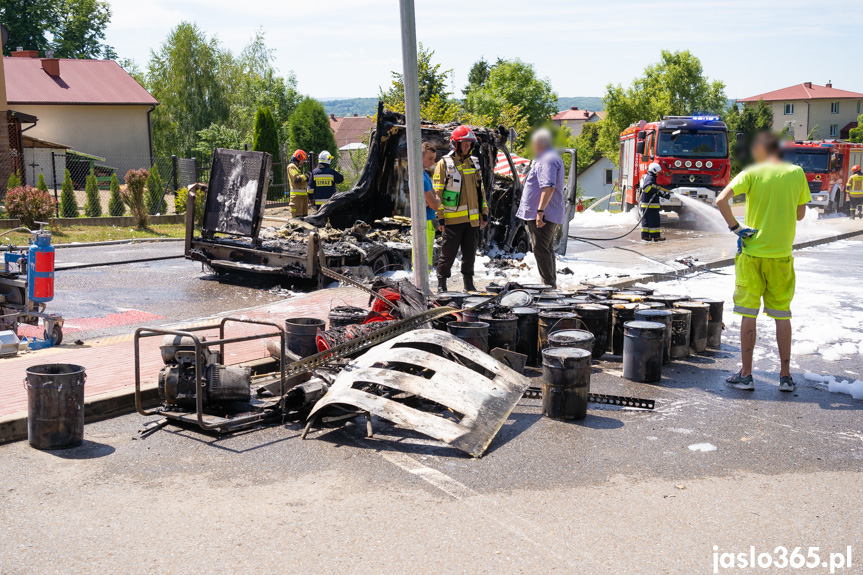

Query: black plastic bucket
<box><xmin>538</xmin><ymin>311</ymin><xmax>579</xmax><ymax>352</ymax></box>
<box><xmin>541</xmin><ymin>347</ymin><xmax>592</xmax><ymax>420</ymax></box>
<box><xmin>694</xmin><ymin>298</ymin><xmax>724</xmax><ymax>348</ymax></box>
<box><xmin>513</xmin><ymin>307</ymin><xmax>539</xmax><ymax>366</ymax></box>
<box><xmin>328</xmin><ymin>306</ymin><xmax>368</xmax><ymax>329</ymax></box>
<box><xmin>609</xmin><ymin>303</ymin><xmax>639</xmax><ymax>355</ymax></box>
<box><xmin>573</xmin><ymin>304</ymin><xmax>609</xmax><ymax>359</ymax></box>
<box><xmin>447</xmin><ymin>321</ymin><xmax>490</xmax><ymax>352</ymax></box>
<box><xmin>675</xmin><ymin>302</ymin><xmax>709</xmax><ymax>353</ymax></box>
<box><xmin>548</xmin><ymin>329</ymin><xmax>595</xmax><ymax>356</ymax></box>
<box><xmin>622</xmin><ymin>321</ymin><xmax>665</xmax><ymax>383</ymax></box>
<box><xmin>285</xmin><ymin>318</ymin><xmax>326</xmax><ymax>358</ymax></box>
<box><xmin>670</xmin><ymin>308</ymin><xmax>692</xmax><ymax>359</ymax></box>
<box><xmin>25</xmin><ymin>364</ymin><xmax>86</xmax><ymax>450</ymax></box>
<box><xmin>635</xmin><ymin>309</ymin><xmax>673</xmax><ymax>365</ymax></box>
<box><xmin>479</xmin><ymin>314</ymin><xmax>518</xmax><ymax>352</ymax></box>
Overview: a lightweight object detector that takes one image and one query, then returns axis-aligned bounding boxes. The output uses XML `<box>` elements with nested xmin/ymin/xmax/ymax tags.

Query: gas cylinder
<box><xmin>27</xmin><ymin>230</ymin><xmax>54</xmax><ymax>303</ymax></box>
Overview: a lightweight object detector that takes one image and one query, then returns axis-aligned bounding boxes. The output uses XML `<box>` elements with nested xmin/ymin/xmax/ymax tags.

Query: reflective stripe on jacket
<box><xmin>288</xmin><ymin>162</ymin><xmax>307</xmax><ymax>194</ymax></box>
<box><xmin>847</xmin><ymin>174</ymin><xmax>863</xmax><ymax>197</ymax></box>
<box><xmin>309</xmin><ymin>165</ymin><xmax>344</xmax><ymax>205</ymax></box>
<box><xmin>432</xmin><ymin>152</ymin><xmax>487</xmax><ymax>227</ymax></box>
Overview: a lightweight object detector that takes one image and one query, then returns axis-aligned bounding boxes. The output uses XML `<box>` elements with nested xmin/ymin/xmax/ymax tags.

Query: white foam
<box><xmin>688</xmin><ymin>443</ymin><xmax>717</xmax><ymax>452</ymax></box>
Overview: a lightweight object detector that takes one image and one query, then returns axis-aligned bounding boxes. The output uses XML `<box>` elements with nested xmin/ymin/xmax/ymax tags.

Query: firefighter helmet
<box><xmin>292</xmin><ymin>149</ymin><xmax>308</xmax><ymax>163</ymax></box>
<box><xmin>318</xmin><ymin>150</ymin><xmax>333</xmax><ymax>165</ymax></box>
<box><xmin>450</xmin><ymin>126</ymin><xmax>478</xmax><ymax>143</ymax></box>
<box><xmin>852</xmin><ymin>165</ymin><xmax>861</xmax><ymax>173</ymax></box>
<box><xmin>648</xmin><ymin>162</ymin><xmax>662</xmax><ymax>175</ymax></box>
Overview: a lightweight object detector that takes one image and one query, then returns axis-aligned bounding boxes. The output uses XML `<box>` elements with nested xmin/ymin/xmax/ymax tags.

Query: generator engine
<box><xmin>157</xmin><ymin>335</ymin><xmax>251</xmax><ymax>409</ymax></box>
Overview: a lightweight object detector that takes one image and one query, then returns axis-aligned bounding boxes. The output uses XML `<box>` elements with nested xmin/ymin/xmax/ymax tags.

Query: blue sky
<box><xmin>105</xmin><ymin>0</ymin><xmax>861</xmax><ymax>102</ymax></box>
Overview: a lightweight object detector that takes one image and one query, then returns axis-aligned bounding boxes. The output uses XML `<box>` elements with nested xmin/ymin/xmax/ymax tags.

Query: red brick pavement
<box><xmin>0</xmin><ymin>287</ymin><xmax>368</xmax><ymax>418</ymax></box>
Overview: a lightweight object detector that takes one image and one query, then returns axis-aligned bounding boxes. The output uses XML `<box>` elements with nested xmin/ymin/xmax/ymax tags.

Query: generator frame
<box><xmin>134</xmin><ymin>317</ymin><xmax>288</xmax><ymax>432</ymax></box>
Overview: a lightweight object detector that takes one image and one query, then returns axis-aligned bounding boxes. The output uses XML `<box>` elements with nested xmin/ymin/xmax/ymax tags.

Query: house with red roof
<box><xmin>4</xmin><ymin>49</ymin><xmax>158</xmax><ymax>184</ymax></box>
<box><xmin>738</xmin><ymin>82</ymin><xmax>863</xmax><ymax>141</ymax></box>
<box><xmin>551</xmin><ymin>107</ymin><xmax>606</xmax><ymax>137</ymax></box>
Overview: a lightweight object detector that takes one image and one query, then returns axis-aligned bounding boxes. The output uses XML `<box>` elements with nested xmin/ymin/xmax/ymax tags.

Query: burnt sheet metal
<box><xmin>202</xmin><ymin>148</ymin><xmax>272</xmax><ymax>238</ymax></box>
<box><xmin>307</xmin><ymin>329</ymin><xmax>530</xmax><ymax>457</ymax></box>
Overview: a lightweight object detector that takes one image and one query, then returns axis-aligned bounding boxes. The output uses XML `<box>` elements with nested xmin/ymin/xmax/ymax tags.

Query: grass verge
<box><xmin>1</xmin><ymin>224</ymin><xmax>186</xmax><ymax>245</ymax></box>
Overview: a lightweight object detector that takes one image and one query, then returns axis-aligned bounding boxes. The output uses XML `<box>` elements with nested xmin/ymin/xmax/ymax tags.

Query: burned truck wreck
<box><xmin>185</xmin><ymin>102</ymin><xmax>577</xmax><ymax>284</ymax></box>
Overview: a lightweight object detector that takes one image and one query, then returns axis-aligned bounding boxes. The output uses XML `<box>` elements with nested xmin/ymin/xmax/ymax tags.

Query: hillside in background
<box><xmin>555</xmin><ymin>97</ymin><xmax>605</xmax><ymax>112</ymax></box>
<box><xmin>322</xmin><ymin>96</ymin><xmax>606</xmax><ymax>117</ymax></box>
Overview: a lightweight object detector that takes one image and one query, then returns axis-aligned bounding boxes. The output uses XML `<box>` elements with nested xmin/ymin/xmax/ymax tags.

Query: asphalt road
<box><xmin>2</xmin><ymin>240</ymin><xmax>862</xmax><ymax>574</ymax></box>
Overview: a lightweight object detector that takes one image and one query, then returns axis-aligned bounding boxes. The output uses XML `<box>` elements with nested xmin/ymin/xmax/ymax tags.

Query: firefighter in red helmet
<box><xmin>432</xmin><ymin>125</ymin><xmax>488</xmax><ymax>292</ymax></box>
<box><xmin>287</xmin><ymin>149</ymin><xmax>309</xmax><ymax>218</ymax></box>
<box><xmin>846</xmin><ymin>164</ymin><xmax>863</xmax><ymax>219</ymax></box>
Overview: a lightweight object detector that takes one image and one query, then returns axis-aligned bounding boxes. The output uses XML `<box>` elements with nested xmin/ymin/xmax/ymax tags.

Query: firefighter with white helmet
<box><xmin>846</xmin><ymin>164</ymin><xmax>863</xmax><ymax>219</ymax></box>
<box><xmin>639</xmin><ymin>162</ymin><xmax>671</xmax><ymax>241</ymax></box>
<box><xmin>432</xmin><ymin>125</ymin><xmax>488</xmax><ymax>292</ymax></box>
<box><xmin>308</xmin><ymin>150</ymin><xmax>344</xmax><ymax>214</ymax></box>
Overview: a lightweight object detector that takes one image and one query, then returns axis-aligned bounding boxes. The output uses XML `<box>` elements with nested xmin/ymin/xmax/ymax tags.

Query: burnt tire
<box><xmin>513</xmin><ymin>230</ymin><xmax>530</xmax><ymax>255</ymax></box>
<box><xmin>369</xmin><ymin>251</ymin><xmax>391</xmax><ymax>275</ymax></box>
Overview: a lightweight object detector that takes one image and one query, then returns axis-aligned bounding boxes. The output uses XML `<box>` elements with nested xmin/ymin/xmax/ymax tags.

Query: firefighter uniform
<box><xmin>846</xmin><ymin>171</ymin><xmax>863</xmax><ymax>219</ymax></box>
<box><xmin>308</xmin><ymin>164</ymin><xmax>344</xmax><ymax>209</ymax></box>
<box><xmin>287</xmin><ymin>161</ymin><xmax>309</xmax><ymax>218</ymax></box>
<box><xmin>433</xmin><ymin>151</ymin><xmax>487</xmax><ymax>284</ymax></box>
<box><xmin>639</xmin><ymin>172</ymin><xmax>663</xmax><ymax>241</ymax></box>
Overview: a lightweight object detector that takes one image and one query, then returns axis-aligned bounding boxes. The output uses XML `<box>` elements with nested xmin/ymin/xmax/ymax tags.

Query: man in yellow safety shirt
<box><xmin>432</xmin><ymin>126</ymin><xmax>488</xmax><ymax>292</ymax></box>
<box><xmin>287</xmin><ymin>149</ymin><xmax>309</xmax><ymax>218</ymax></box>
<box><xmin>846</xmin><ymin>164</ymin><xmax>863</xmax><ymax>219</ymax></box>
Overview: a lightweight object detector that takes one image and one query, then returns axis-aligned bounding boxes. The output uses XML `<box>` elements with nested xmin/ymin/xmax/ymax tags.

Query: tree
<box><xmin>59</xmin><ymin>169</ymin><xmax>78</xmax><ymax>218</ymax></box>
<box><xmin>7</xmin><ymin>170</ymin><xmax>22</xmax><ymax>190</ymax></box>
<box><xmin>147</xmin><ymin>22</ymin><xmax>231</xmax><ymax>157</ymax></box>
<box><xmin>253</xmin><ymin>106</ymin><xmax>283</xmax><ymax>200</ymax></box>
<box><xmin>5</xmin><ymin>185</ymin><xmax>56</xmax><ymax>228</ymax></box>
<box><xmin>598</xmin><ymin>50</ymin><xmax>727</xmax><ymax>161</ymax></box>
<box><xmin>465</xmin><ymin>59</ymin><xmax>557</xmax><ymax>131</ymax></box>
<box><xmin>463</xmin><ymin>58</ymin><xmax>490</xmax><ymax>99</ymax></box>
<box><xmin>849</xmin><ymin>113</ymin><xmax>863</xmax><ymax>143</ymax></box>
<box><xmin>288</xmin><ymin>97</ymin><xmax>338</xmax><ymax>163</ymax></box>
<box><xmin>123</xmin><ymin>168</ymin><xmax>149</xmax><ymax>229</ymax></box>
<box><xmin>145</xmin><ymin>164</ymin><xmax>166</xmax><ymax>214</ymax></box>
<box><xmin>107</xmin><ymin>173</ymin><xmax>124</xmax><ymax>216</ymax></box>
<box><xmin>83</xmin><ymin>169</ymin><xmax>102</xmax><ymax>217</ymax></box>
<box><xmin>50</xmin><ymin>0</ymin><xmax>113</xmax><ymax>59</ymax></box>
<box><xmin>36</xmin><ymin>173</ymin><xmax>48</xmax><ymax>191</ymax></box>
<box><xmin>722</xmin><ymin>99</ymin><xmax>773</xmax><ymax>175</ymax></box>
<box><xmin>0</xmin><ymin>0</ymin><xmax>55</xmax><ymax>55</ymax></box>
<box><xmin>193</xmin><ymin>124</ymin><xmax>244</xmax><ymax>159</ymax></box>
<box><xmin>381</xmin><ymin>43</ymin><xmax>452</xmax><ymax>110</ymax></box>
<box><xmin>573</xmin><ymin>122</ymin><xmax>604</xmax><ymax>174</ymax></box>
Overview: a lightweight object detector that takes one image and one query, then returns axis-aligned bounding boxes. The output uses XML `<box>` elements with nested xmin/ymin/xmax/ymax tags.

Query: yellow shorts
<box><xmin>733</xmin><ymin>253</ymin><xmax>795</xmax><ymax>319</ymax></box>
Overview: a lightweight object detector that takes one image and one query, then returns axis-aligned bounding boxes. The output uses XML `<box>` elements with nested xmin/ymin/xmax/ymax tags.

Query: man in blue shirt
<box><xmin>516</xmin><ymin>128</ymin><xmax>565</xmax><ymax>287</ymax></box>
<box><xmin>413</xmin><ymin>142</ymin><xmax>441</xmax><ymax>273</ymax></box>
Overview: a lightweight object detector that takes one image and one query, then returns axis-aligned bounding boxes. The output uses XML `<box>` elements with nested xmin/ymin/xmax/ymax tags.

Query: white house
<box><xmin>578</xmin><ymin>157</ymin><xmax>617</xmax><ymax>201</ymax></box>
<box><xmin>551</xmin><ymin>107</ymin><xmax>606</xmax><ymax>137</ymax></box>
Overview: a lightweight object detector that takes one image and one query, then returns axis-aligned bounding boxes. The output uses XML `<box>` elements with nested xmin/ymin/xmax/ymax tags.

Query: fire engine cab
<box><xmin>782</xmin><ymin>141</ymin><xmax>863</xmax><ymax>210</ymax></box>
<box><xmin>618</xmin><ymin>116</ymin><xmax>731</xmax><ymax>212</ymax></box>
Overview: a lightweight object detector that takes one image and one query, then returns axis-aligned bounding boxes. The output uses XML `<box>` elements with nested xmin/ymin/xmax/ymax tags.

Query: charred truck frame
<box><xmin>185</xmin><ymin>102</ymin><xmax>578</xmax><ymax>283</ymax></box>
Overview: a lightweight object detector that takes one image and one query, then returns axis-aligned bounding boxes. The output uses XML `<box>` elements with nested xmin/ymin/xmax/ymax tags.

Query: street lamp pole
<box><xmin>398</xmin><ymin>0</ymin><xmax>430</xmax><ymax>294</ymax></box>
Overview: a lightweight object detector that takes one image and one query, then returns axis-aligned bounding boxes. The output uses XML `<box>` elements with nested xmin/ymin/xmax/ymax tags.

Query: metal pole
<box><xmin>398</xmin><ymin>0</ymin><xmax>429</xmax><ymax>293</ymax></box>
<box><xmin>51</xmin><ymin>152</ymin><xmax>59</xmax><ymax>217</ymax></box>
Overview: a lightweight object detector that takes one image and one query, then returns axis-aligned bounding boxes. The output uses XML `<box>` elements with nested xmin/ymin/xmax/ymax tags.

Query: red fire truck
<box><xmin>618</xmin><ymin>116</ymin><xmax>731</xmax><ymax>212</ymax></box>
<box><xmin>782</xmin><ymin>141</ymin><xmax>863</xmax><ymax>211</ymax></box>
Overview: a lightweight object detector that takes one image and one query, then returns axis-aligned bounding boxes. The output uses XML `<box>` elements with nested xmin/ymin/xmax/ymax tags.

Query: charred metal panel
<box><xmin>307</xmin><ymin>329</ymin><xmax>530</xmax><ymax>457</ymax></box>
<box><xmin>202</xmin><ymin>149</ymin><xmax>272</xmax><ymax>238</ymax></box>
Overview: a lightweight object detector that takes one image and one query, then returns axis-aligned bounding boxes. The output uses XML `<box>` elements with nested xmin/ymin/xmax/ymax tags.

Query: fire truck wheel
<box><xmin>45</xmin><ymin>324</ymin><xmax>63</xmax><ymax>346</ymax></box>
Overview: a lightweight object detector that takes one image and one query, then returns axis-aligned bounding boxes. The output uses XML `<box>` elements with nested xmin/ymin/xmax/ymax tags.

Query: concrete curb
<box><xmin>0</xmin><ymin>384</ymin><xmax>161</xmax><ymax>445</ymax></box>
<box><xmin>609</xmin><ymin>228</ymin><xmax>863</xmax><ymax>288</ymax></box>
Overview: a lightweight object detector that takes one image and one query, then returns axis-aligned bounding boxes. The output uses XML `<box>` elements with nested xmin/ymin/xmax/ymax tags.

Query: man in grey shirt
<box><xmin>516</xmin><ymin>128</ymin><xmax>565</xmax><ymax>287</ymax></box>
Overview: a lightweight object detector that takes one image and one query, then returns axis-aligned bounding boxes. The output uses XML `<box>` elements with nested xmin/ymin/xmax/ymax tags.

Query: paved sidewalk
<box><xmin>0</xmin><ymin>286</ymin><xmax>368</xmax><ymax>419</ymax></box>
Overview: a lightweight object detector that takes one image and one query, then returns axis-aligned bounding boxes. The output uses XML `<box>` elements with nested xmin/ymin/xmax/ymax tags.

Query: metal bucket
<box><xmin>609</xmin><ymin>303</ymin><xmax>639</xmax><ymax>355</ymax></box>
<box><xmin>500</xmin><ymin>290</ymin><xmax>533</xmax><ymax>309</ymax></box>
<box><xmin>548</xmin><ymin>329</ymin><xmax>595</xmax><ymax>355</ymax></box>
<box><xmin>644</xmin><ymin>294</ymin><xmax>690</xmax><ymax>308</ymax></box>
<box><xmin>328</xmin><ymin>306</ymin><xmax>368</xmax><ymax>329</ymax></box>
<box><xmin>670</xmin><ymin>308</ymin><xmax>692</xmax><ymax>359</ymax></box>
<box><xmin>573</xmin><ymin>304</ymin><xmax>609</xmax><ymax>359</ymax></box>
<box><xmin>694</xmin><ymin>298</ymin><xmax>724</xmax><ymax>348</ymax></box>
<box><xmin>447</xmin><ymin>321</ymin><xmax>490</xmax><ymax>352</ymax></box>
<box><xmin>25</xmin><ymin>364</ymin><xmax>86</xmax><ymax>450</ymax></box>
<box><xmin>622</xmin><ymin>321</ymin><xmax>665</xmax><ymax>383</ymax></box>
<box><xmin>675</xmin><ymin>302</ymin><xmax>709</xmax><ymax>353</ymax></box>
<box><xmin>538</xmin><ymin>311</ymin><xmax>579</xmax><ymax>352</ymax></box>
<box><xmin>513</xmin><ymin>307</ymin><xmax>539</xmax><ymax>366</ymax></box>
<box><xmin>635</xmin><ymin>309</ymin><xmax>673</xmax><ymax>365</ymax></box>
<box><xmin>479</xmin><ymin>314</ymin><xmax>518</xmax><ymax>352</ymax></box>
<box><xmin>533</xmin><ymin>302</ymin><xmax>571</xmax><ymax>313</ymax></box>
<box><xmin>541</xmin><ymin>347</ymin><xmax>592</xmax><ymax>420</ymax></box>
<box><xmin>285</xmin><ymin>318</ymin><xmax>326</xmax><ymax>358</ymax></box>
<box><xmin>438</xmin><ymin>291</ymin><xmax>469</xmax><ymax>308</ymax></box>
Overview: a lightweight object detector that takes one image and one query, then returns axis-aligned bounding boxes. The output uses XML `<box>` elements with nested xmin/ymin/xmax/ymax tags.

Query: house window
<box><xmin>831</xmin><ymin>102</ymin><xmax>840</xmax><ymax>114</ymax></box>
<box><xmin>605</xmin><ymin>169</ymin><xmax>613</xmax><ymax>185</ymax></box>
<box><xmin>784</xmin><ymin>103</ymin><xmax>794</xmax><ymax>115</ymax></box>
<box><xmin>829</xmin><ymin>124</ymin><xmax>839</xmax><ymax>137</ymax></box>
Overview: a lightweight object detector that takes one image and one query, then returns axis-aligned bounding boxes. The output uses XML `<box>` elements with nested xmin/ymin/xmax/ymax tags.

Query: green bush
<box><xmin>36</xmin><ymin>173</ymin><xmax>49</xmax><ymax>192</ymax></box>
<box><xmin>84</xmin><ymin>170</ymin><xmax>102</xmax><ymax>217</ymax></box>
<box><xmin>6</xmin><ymin>185</ymin><xmax>57</xmax><ymax>228</ymax></box>
<box><xmin>174</xmin><ymin>186</ymin><xmax>206</xmax><ymax>226</ymax></box>
<box><xmin>123</xmin><ymin>168</ymin><xmax>150</xmax><ymax>229</ymax></box>
<box><xmin>59</xmin><ymin>169</ymin><xmax>79</xmax><ymax>218</ymax></box>
<box><xmin>7</xmin><ymin>170</ymin><xmax>21</xmax><ymax>191</ymax></box>
<box><xmin>107</xmin><ymin>173</ymin><xmax>124</xmax><ymax>216</ymax></box>
<box><xmin>145</xmin><ymin>164</ymin><xmax>166</xmax><ymax>214</ymax></box>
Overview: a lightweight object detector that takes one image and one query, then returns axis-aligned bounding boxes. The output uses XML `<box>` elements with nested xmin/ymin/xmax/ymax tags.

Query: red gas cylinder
<box><xmin>27</xmin><ymin>230</ymin><xmax>55</xmax><ymax>303</ymax></box>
